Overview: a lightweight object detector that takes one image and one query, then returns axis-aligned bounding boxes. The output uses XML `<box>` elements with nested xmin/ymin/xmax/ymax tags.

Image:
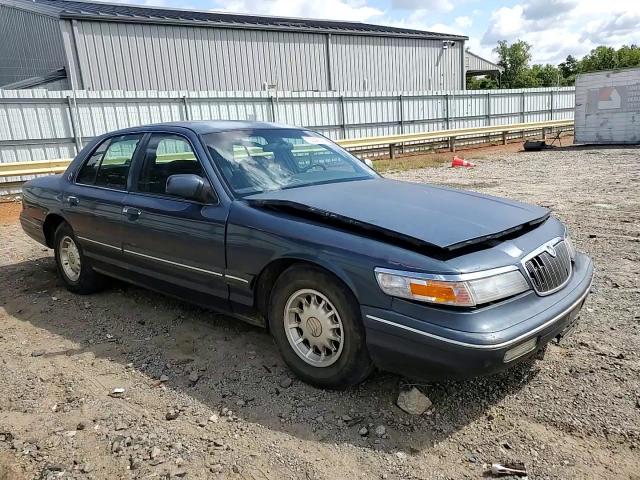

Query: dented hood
<box><xmin>245</xmin><ymin>178</ymin><xmax>549</xmax><ymax>251</ymax></box>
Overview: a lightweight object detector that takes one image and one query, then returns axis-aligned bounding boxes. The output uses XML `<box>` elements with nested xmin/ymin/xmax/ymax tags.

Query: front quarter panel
<box><xmin>225</xmin><ymin>201</ymin><xmax>455</xmax><ymax>311</ymax></box>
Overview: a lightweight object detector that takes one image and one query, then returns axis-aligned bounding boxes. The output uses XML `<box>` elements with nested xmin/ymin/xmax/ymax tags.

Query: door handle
<box><xmin>122</xmin><ymin>206</ymin><xmax>141</xmax><ymax>219</ymax></box>
<box><xmin>67</xmin><ymin>195</ymin><xmax>79</xmax><ymax>206</ymax></box>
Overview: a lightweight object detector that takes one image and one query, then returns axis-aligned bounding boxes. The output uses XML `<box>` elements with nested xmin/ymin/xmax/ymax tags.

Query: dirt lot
<box><xmin>0</xmin><ymin>143</ymin><xmax>638</xmax><ymax>479</ymax></box>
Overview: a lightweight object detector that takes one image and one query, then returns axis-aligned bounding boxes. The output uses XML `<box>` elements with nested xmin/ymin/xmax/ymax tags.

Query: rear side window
<box><xmin>76</xmin><ymin>134</ymin><xmax>142</xmax><ymax>190</ymax></box>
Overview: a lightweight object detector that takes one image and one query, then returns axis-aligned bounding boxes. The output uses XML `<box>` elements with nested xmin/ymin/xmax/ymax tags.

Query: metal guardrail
<box><xmin>0</xmin><ymin>119</ymin><xmax>574</xmax><ymax>185</ymax></box>
<box><xmin>340</xmin><ymin>119</ymin><xmax>574</xmax><ymax>158</ymax></box>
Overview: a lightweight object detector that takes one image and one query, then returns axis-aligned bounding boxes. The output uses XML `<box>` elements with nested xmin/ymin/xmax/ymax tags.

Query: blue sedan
<box><xmin>19</xmin><ymin>121</ymin><xmax>594</xmax><ymax>388</ymax></box>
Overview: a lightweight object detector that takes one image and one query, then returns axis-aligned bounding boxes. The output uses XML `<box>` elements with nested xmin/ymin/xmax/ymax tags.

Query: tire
<box><xmin>269</xmin><ymin>264</ymin><xmax>374</xmax><ymax>389</ymax></box>
<box><xmin>53</xmin><ymin>222</ymin><xmax>105</xmax><ymax>294</ymax></box>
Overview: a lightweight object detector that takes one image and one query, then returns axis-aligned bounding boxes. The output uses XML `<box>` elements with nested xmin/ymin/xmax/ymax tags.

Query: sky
<box><xmin>122</xmin><ymin>0</ymin><xmax>640</xmax><ymax>65</ymax></box>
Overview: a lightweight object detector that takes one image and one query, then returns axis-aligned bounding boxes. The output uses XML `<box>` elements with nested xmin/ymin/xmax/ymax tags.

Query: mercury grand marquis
<box><xmin>19</xmin><ymin>121</ymin><xmax>594</xmax><ymax>388</ymax></box>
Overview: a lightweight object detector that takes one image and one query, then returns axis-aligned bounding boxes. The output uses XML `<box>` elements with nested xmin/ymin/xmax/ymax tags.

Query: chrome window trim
<box><xmin>374</xmin><ymin>264</ymin><xmax>520</xmax><ymax>282</ymax></box>
<box><xmin>365</xmin><ymin>276</ymin><xmax>592</xmax><ymax>350</ymax></box>
<box><xmin>123</xmin><ymin>248</ymin><xmax>224</xmax><ymax>277</ymax></box>
<box><xmin>77</xmin><ymin>236</ymin><xmax>121</xmax><ymax>251</ymax></box>
<box><xmin>521</xmin><ymin>236</ymin><xmax>573</xmax><ymax>296</ymax></box>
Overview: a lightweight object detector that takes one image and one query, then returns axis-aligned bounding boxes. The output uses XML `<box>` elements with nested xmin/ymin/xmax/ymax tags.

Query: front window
<box><xmin>202</xmin><ymin>129</ymin><xmax>377</xmax><ymax>196</ymax></box>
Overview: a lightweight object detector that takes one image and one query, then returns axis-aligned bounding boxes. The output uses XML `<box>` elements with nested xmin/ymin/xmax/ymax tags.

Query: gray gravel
<box><xmin>0</xmin><ymin>144</ymin><xmax>638</xmax><ymax>479</ymax></box>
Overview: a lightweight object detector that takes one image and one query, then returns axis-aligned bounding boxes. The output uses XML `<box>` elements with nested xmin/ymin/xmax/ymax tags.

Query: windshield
<box><xmin>202</xmin><ymin>129</ymin><xmax>378</xmax><ymax>196</ymax></box>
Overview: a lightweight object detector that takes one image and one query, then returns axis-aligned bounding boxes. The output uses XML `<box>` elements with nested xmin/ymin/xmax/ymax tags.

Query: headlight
<box><xmin>374</xmin><ymin>267</ymin><xmax>530</xmax><ymax>307</ymax></box>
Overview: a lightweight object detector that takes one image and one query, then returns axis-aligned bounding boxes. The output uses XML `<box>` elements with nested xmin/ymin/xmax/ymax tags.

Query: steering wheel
<box><xmin>299</xmin><ymin>163</ymin><xmax>328</xmax><ymax>172</ymax></box>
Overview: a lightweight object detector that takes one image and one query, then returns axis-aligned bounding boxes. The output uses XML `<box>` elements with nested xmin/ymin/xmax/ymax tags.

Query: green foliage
<box><xmin>495</xmin><ymin>40</ymin><xmax>532</xmax><ymax>88</ymax></box>
<box><xmin>467</xmin><ymin>42</ymin><xmax>640</xmax><ymax>90</ymax></box>
<box><xmin>466</xmin><ymin>75</ymin><xmax>498</xmax><ymax>90</ymax></box>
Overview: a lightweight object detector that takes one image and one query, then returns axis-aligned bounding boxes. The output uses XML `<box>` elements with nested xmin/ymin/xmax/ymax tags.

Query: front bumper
<box><xmin>362</xmin><ymin>252</ymin><xmax>594</xmax><ymax>381</ymax></box>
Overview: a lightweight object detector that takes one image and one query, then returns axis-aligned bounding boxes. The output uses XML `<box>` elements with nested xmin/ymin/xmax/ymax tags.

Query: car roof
<box><xmin>107</xmin><ymin>120</ymin><xmax>301</xmax><ymax>136</ymax></box>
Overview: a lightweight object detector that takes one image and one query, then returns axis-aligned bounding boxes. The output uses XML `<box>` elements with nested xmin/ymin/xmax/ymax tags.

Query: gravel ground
<box><xmin>0</xmin><ymin>144</ymin><xmax>638</xmax><ymax>479</ymax></box>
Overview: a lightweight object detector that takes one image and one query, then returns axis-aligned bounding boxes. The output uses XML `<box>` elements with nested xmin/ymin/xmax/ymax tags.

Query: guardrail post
<box><xmin>66</xmin><ymin>95</ymin><xmax>82</xmax><ymax>154</ymax></box>
<box><xmin>449</xmin><ymin>136</ymin><xmax>456</xmax><ymax>152</ymax></box>
<box><xmin>389</xmin><ymin>143</ymin><xmax>397</xmax><ymax>159</ymax></box>
<box><xmin>502</xmin><ymin>131</ymin><xmax>507</xmax><ymax>145</ymax></box>
<box><xmin>339</xmin><ymin>95</ymin><xmax>347</xmax><ymax>139</ymax></box>
<box><xmin>182</xmin><ymin>95</ymin><xmax>190</xmax><ymax>121</ymax></box>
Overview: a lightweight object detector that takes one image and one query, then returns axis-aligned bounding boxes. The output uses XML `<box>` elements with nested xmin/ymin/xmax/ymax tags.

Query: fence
<box><xmin>0</xmin><ymin>87</ymin><xmax>575</xmax><ymax>190</ymax></box>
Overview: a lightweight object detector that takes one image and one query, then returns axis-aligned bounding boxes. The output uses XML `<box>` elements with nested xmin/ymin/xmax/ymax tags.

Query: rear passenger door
<box><xmin>63</xmin><ymin>133</ymin><xmax>143</xmax><ymax>262</ymax></box>
<box><xmin>120</xmin><ymin>132</ymin><xmax>229</xmax><ymax>306</ymax></box>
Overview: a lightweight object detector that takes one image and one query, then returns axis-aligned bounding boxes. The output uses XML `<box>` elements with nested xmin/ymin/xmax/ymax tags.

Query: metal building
<box><xmin>0</xmin><ymin>0</ymin><xmax>475</xmax><ymax>92</ymax></box>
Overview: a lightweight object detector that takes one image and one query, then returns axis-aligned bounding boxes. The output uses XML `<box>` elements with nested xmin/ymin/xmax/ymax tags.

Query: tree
<box><xmin>616</xmin><ymin>45</ymin><xmax>640</xmax><ymax>68</ymax></box>
<box><xmin>558</xmin><ymin>55</ymin><xmax>578</xmax><ymax>85</ymax></box>
<box><xmin>578</xmin><ymin>46</ymin><xmax>618</xmax><ymax>72</ymax></box>
<box><xmin>494</xmin><ymin>40</ymin><xmax>533</xmax><ymax>88</ymax></box>
<box><xmin>467</xmin><ymin>75</ymin><xmax>499</xmax><ymax>90</ymax></box>
<box><xmin>530</xmin><ymin>64</ymin><xmax>562</xmax><ymax>87</ymax></box>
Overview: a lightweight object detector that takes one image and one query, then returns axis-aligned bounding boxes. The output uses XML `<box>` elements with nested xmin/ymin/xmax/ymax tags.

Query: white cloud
<box><xmin>480</xmin><ymin>0</ymin><xmax>640</xmax><ymax>64</ymax></box>
<box><xmin>212</xmin><ymin>0</ymin><xmax>383</xmax><ymax>22</ymax></box>
<box><xmin>390</xmin><ymin>0</ymin><xmax>454</xmax><ymax>13</ymax></box>
<box><xmin>454</xmin><ymin>16</ymin><xmax>472</xmax><ymax>29</ymax></box>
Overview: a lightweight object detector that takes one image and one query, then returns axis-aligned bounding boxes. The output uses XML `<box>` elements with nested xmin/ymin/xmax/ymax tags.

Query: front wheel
<box><xmin>269</xmin><ymin>265</ymin><xmax>374</xmax><ymax>389</ymax></box>
<box><xmin>53</xmin><ymin>222</ymin><xmax>105</xmax><ymax>294</ymax></box>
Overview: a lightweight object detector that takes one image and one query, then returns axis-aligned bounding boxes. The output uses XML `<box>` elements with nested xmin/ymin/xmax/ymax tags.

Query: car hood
<box><xmin>245</xmin><ymin>178</ymin><xmax>549</xmax><ymax>251</ymax></box>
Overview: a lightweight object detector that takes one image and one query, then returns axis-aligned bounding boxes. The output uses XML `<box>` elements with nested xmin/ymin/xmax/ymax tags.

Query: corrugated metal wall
<box><xmin>0</xmin><ymin>87</ymin><xmax>575</xmax><ymax>167</ymax></box>
<box><xmin>70</xmin><ymin>20</ymin><xmax>463</xmax><ymax>92</ymax></box>
<box><xmin>0</xmin><ymin>5</ymin><xmax>67</xmax><ymax>87</ymax></box>
<box><xmin>72</xmin><ymin>21</ymin><xmax>330</xmax><ymax>92</ymax></box>
<box><xmin>330</xmin><ymin>36</ymin><xmax>463</xmax><ymax>91</ymax></box>
<box><xmin>465</xmin><ymin>52</ymin><xmax>500</xmax><ymax>73</ymax></box>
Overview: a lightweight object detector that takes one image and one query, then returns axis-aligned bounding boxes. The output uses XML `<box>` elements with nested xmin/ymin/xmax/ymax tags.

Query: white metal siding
<box><xmin>72</xmin><ymin>21</ymin><xmax>330</xmax><ymax>92</ymax></box>
<box><xmin>465</xmin><ymin>52</ymin><xmax>501</xmax><ymax>73</ymax></box>
<box><xmin>0</xmin><ymin>5</ymin><xmax>66</xmax><ymax>87</ymax></box>
<box><xmin>575</xmin><ymin>68</ymin><xmax>640</xmax><ymax>144</ymax></box>
<box><xmin>331</xmin><ymin>36</ymin><xmax>463</xmax><ymax>91</ymax></box>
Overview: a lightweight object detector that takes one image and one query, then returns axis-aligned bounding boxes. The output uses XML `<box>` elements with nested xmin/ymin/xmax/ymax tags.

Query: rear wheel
<box><xmin>269</xmin><ymin>265</ymin><xmax>374</xmax><ymax>389</ymax></box>
<box><xmin>53</xmin><ymin>222</ymin><xmax>105</xmax><ymax>294</ymax></box>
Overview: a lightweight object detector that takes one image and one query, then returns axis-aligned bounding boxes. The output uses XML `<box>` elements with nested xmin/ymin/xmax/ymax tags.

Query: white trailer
<box><xmin>574</xmin><ymin>67</ymin><xmax>640</xmax><ymax>144</ymax></box>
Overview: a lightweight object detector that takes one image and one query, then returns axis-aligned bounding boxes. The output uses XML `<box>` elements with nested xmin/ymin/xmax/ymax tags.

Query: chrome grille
<box><xmin>523</xmin><ymin>239</ymin><xmax>572</xmax><ymax>295</ymax></box>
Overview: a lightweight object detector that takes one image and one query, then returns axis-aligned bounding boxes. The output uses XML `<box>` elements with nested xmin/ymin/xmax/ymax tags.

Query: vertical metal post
<box><xmin>398</xmin><ymin>94</ymin><xmax>404</xmax><ymax>153</ymax></box>
<box><xmin>486</xmin><ymin>92</ymin><xmax>491</xmax><ymax>126</ymax></box>
<box><xmin>182</xmin><ymin>95</ymin><xmax>190</xmax><ymax>121</ymax></box>
<box><xmin>550</xmin><ymin>89</ymin><xmax>554</xmax><ymax>121</ymax></box>
<box><xmin>444</xmin><ymin>94</ymin><xmax>450</xmax><ymax>130</ymax></box>
<box><xmin>269</xmin><ymin>95</ymin><xmax>277</xmax><ymax>122</ymax></box>
<box><xmin>520</xmin><ymin>91</ymin><xmax>526</xmax><ymax>139</ymax></box>
<box><xmin>66</xmin><ymin>95</ymin><xmax>82</xmax><ymax>154</ymax></box>
<box><xmin>339</xmin><ymin>95</ymin><xmax>347</xmax><ymax>139</ymax></box>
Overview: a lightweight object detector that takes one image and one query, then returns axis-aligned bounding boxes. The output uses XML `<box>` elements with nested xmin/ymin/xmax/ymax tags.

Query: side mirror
<box><xmin>166</xmin><ymin>174</ymin><xmax>207</xmax><ymax>202</ymax></box>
